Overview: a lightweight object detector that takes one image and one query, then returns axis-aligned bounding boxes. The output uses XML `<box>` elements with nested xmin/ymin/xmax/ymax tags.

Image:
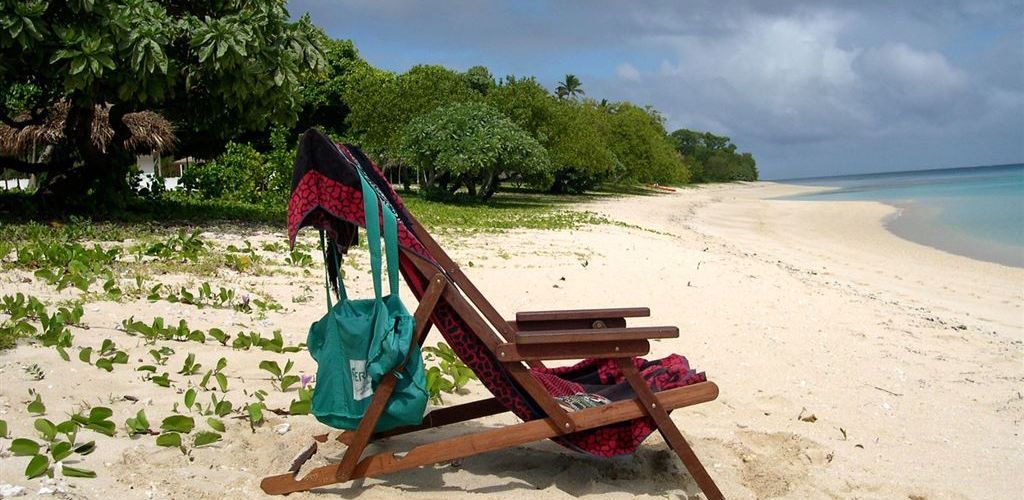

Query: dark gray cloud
<box><xmin>290</xmin><ymin>0</ymin><xmax>1024</xmax><ymax>178</ymax></box>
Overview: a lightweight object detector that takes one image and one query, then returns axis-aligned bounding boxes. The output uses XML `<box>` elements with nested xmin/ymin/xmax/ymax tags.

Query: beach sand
<box><xmin>1</xmin><ymin>182</ymin><xmax>1021</xmax><ymax>499</ymax></box>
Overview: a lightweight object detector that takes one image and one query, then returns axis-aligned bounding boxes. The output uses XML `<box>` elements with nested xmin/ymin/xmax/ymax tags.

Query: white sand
<box><xmin>1</xmin><ymin>182</ymin><xmax>1021</xmax><ymax>499</ymax></box>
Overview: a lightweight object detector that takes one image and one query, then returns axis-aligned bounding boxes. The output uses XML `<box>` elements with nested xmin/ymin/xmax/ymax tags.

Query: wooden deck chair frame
<box><xmin>261</xmin><ymin>215</ymin><xmax>724</xmax><ymax>499</ymax></box>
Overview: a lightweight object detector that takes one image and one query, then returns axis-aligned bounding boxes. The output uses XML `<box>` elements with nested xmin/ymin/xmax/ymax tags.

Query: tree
<box><xmin>545</xmin><ymin>99</ymin><xmax>616</xmax><ymax>193</ymax></box>
<box><xmin>462</xmin><ymin>66</ymin><xmax>496</xmax><ymax>96</ymax></box>
<box><xmin>345</xmin><ymin>64</ymin><xmax>480</xmax><ymax>161</ymax></box>
<box><xmin>297</xmin><ymin>36</ymin><xmax>362</xmax><ymax>137</ymax></box>
<box><xmin>555</xmin><ymin>74</ymin><xmax>584</xmax><ymax>99</ymax></box>
<box><xmin>605</xmin><ymin>102</ymin><xmax>688</xmax><ymax>184</ymax></box>
<box><xmin>0</xmin><ymin>1</ymin><xmax>324</xmax><ymax>206</ymax></box>
<box><xmin>487</xmin><ymin>75</ymin><xmax>555</xmax><ymax>142</ymax></box>
<box><xmin>400</xmin><ymin>102</ymin><xmax>551</xmax><ymax>200</ymax></box>
<box><xmin>669</xmin><ymin>128</ymin><xmax>757</xmax><ymax>182</ymax></box>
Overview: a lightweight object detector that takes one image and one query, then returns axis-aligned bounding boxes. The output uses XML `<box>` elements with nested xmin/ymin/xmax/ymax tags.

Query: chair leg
<box><xmin>615</xmin><ymin>358</ymin><xmax>724</xmax><ymax>500</ymax></box>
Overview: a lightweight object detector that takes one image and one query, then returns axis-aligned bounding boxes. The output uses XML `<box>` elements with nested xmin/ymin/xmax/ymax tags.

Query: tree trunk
<box><xmin>480</xmin><ymin>172</ymin><xmax>499</xmax><ymax>201</ymax></box>
<box><xmin>38</xmin><ymin>103</ymin><xmax>135</xmax><ymax>209</ymax></box>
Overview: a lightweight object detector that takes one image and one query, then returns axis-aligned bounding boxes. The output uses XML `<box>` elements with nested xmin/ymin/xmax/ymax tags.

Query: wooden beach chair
<box><xmin>261</xmin><ymin>129</ymin><xmax>723</xmax><ymax>499</ymax></box>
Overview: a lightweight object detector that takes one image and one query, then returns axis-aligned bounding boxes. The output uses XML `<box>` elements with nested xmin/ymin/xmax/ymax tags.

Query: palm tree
<box><xmin>555</xmin><ymin>74</ymin><xmax>584</xmax><ymax>99</ymax></box>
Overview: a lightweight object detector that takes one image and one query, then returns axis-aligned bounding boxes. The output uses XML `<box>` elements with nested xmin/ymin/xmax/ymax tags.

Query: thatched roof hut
<box><xmin>0</xmin><ymin>102</ymin><xmax>176</xmax><ymax>158</ymax></box>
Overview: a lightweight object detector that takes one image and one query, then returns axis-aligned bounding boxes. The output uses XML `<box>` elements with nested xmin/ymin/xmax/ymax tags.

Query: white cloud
<box><xmin>615</xmin><ymin>62</ymin><xmax>641</xmax><ymax>81</ymax></box>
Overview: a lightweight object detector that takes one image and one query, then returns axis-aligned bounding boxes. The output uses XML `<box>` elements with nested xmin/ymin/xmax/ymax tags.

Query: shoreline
<box><xmin>772</xmin><ymin>181</ymin><xmax>1024</xmax><ymax>269</ymax></box>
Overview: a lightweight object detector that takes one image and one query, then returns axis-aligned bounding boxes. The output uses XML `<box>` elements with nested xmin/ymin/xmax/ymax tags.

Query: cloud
<box><xmin>615</xmin><ymin>63</ymin><xmax>641</xmax><ymax>81</ymax></box>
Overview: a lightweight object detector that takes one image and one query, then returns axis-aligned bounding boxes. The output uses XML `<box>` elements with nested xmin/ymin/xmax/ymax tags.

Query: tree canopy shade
<box><xmin>400</xmin><ymin>101</ymin><xmax>551</xmax><ymax>200</ymax></box>
<box><xmin>0</xmin><ymin>0</ymin><xmax>324</xmax><ymax>205</ymax></box>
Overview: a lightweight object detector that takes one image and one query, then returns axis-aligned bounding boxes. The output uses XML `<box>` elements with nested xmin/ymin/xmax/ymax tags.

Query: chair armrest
<box><xmin>516</xmin><ymin>307</ymin><xmax>650</xmax><ymax>323</ymax></box>
<box><xmin>513</xmin><ymin>307</ymin><xmax>651</xmax><ymax>331</ymax></box>
<box><xmin>513</xmin><ymin>326</ymin><xmax>678</xmax><ymax>344</ymax></box>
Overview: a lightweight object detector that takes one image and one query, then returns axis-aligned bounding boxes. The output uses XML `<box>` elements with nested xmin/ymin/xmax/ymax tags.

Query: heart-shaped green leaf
<box><xmin>215</xmin><ymin>400</ymin><xmax>232</xmax><ymax>417</ymax></box>
<box><xmin>160</xmin><ymin>415</ymin><xmax>194</xmax><ymax>434</ymax></box>
<box><xmin>206</xmin><ymin>418</ymin><xmax>225</xmax><ymax>433</ymax></box>
<box><xmin>89</xmin><ymin>407</ymin><xmax>113</xmax><ymax>422</ymax></box>
<box><xmin>27</xmin><ymin>393</ymin><xmax>45</xmax><ymax>415</ymax></box>
<box><xmin>60</xmin><ymin>464</ymin><xmax>96</xmax><ymax>478</ymax></box>
<box><xmin>50</xmin><ymin>441</ymin><xmax>72</xmax><ymax>461</ymax></box>
<box><xmin>86</xmin><ymin>420</ymin><xmax>116</xmax><ymax>437</ymax></box>
<box><xmin>34</xmin><ymin>418</ymin><xmax>56</xmax><ymax>441</ymax></box>
<box><xmin>215</xmin><ymin>372</ymin><xmax>228</xmax><ymax>392</ymax></box>
<box><xmin>95</xmin><ymin>358</ymin><xmax>114</xmax><ymax>372</ymax></box>
<box><xmin>193</xmin><ymin>431</ymin><xmax>221</xmax><ymax>447</ymax></box>
<box><xmin>78</xmin><ymin>347</ymin><xmax>93</xmax><ymax>364</ymax></box>
<box><xmin>74</xmin><ymin>440</ymin><xmax>96</xmax><ymax>455</ymax></box>
<box><xmin>184</xmin><ymin>389</ymin><xmax>196</xmax><ymax>409</ymax></box>
<box><xmin>10</xmin><ymin>438</ymin><xmax>40</xmax><ymax>456</ymax></box>
<box><xmin>155</xmin><ymin>432</ymin><xmax>181</xmax><ymax>447</ymax></box>
<box><xmin>288</xmin><ymin>399</ymin><xmax>311</xmax><ymax>415</ymax></box>
<box><xmin>258</xmin><ymin>360</ymin><xmax>281</xmax><ymax>378</ymax></box>
<box><xmin>25</xmin><ymin>454</ymin><xmax>49</xmax><ymax>479</ymax></box>
<box><xmin>56</xmin><ymin>419</ymin><xmax>79</xmax><ymax>435</ymax></box>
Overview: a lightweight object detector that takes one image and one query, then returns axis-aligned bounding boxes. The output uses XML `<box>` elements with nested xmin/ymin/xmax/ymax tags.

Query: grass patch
<box><xmin>402</xmin><ymin>191</ymin><xmax>609</xmax><ymax>232</ymax></box>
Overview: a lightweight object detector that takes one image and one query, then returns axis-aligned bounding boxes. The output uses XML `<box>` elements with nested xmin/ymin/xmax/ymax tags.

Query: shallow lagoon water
<box><xmin>779</xmin><ymin>164</ymin><xmax>1024</xmax><ymax>267</ymax></box>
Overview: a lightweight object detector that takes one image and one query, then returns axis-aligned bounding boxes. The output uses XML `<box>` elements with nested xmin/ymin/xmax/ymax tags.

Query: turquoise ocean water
<box><xmin>781</xmin><ymin>163</ymin><xmax>1024</xmax><ymax>268</ymax></box>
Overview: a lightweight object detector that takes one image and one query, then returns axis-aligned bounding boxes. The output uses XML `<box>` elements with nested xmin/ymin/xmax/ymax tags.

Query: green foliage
<box><xmin>0</xmin><ymin>294</ymin><xmax>81</xmax><ymax>357</ymax></box>
<box><xmin>231</xmin><ymin>330</ymin><xmax>303</xmax><ymax>353</ymax></box>
<box><xmin>555</xmin><ymin>74</ymin><xmax>585</xmax><ymax>99</ymax></box>
<box><xmin>142</xmin><ymin>229</ymin><xmax>205</xmax><ymax>261</ymax></box>
<box><xmin>199</xmin><ymin>357</ymin><xmax>229</xmax><ymax>392</ymax></box>
<box><xmin>401</xmin><ymin>101</ymin><xmax>552</xmax><ymax>200</ymax></box>
<box><xmin>20</xmin><ymin>242</ymin><xmax>121</xmax><ymax>292</ymax></box>
<box><xmin>180</xmin><ymin>143</ymin><xmax>271</xmax><ymax>203</ymax></box>
<box><xmin>671</xmin><ymin>128</ymin><xmax>758</xmax><ymax>182</ymax></box>
<box><xmin>27</xmin><ymin>392</ymin><xmax>45</xmax><ymax>415</ymax></box>
<box><xmin>9</xmin><ymin>393</ymin><xmax>101</xmax><ymax>479</ymax></box>
<box><xmin>345</xmin><ymin>64</ymin><xmax>480</xmax><ymax>159</ymax></box>
<box><xmin>604</xmin><ymin>103</ymin><xmax>689</xmax><ymax>184</ymax></box>
<box><xmin>299</xmin><ymin>37</ymin><xmax>361</xmax><ymax>136</ymax></box>
<box><xmin>288</xmin><ymin>387</ymin><xmax>314</xmax><ymax>415</ymax></box>
<box><xmin>120</xmin><ymin>316</ymin><xmax>206</xmax><ymax>344</ymax></box>
<box><xmin>179</xmin><ymin>127</ymin><xmax>297</xmax><ymax>206</ymax></box>
<box><xmin>463</xmin><ymin>65</ymin><xmax>496</xmax><ymax>95</ymax></box>
<box><xmin>0</xmin><ymin>1</ymin><xmax>324</xmax><ymax>204</ymax></box>
<box><xmin>487</xmin><ymin>75</ymin><xmax>556</xmax><ymax>141</ymax></box>
<box><xmin>124</xmin><ymin>409</ymin><xmax>152</xmax><ymax>436</ymax></box>
<box><xmin>546</xmin><ymin>100</ymin><xmax>618</xmax><ymax>193</ymax></box>
<box><xmin>260</xmin><ymin>359</ymin><xmax>300</xmax><ymax>392</ymax></box>
<box><xmin>81</xmin><ymin>338</ymin><xmax>128</xmax><ymax>372</ymax></box>
<box><xmin>422</xmin><ymin>342</ymin><xmax>478</xmax><ymax>404</ymax></box>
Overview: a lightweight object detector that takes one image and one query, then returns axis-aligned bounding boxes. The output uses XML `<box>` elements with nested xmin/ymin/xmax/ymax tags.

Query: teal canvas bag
<box><xmin>306</xmin><ymin>170</ymin><xmax>428</xmax><ymax>432</ymax></box>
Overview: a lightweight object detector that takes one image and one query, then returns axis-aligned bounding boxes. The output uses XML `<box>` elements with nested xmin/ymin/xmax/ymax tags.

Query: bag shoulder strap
<box><xmin>358</xmin><ymin>168</ymin><xmax>401</xmax><ymax>299</ymax></box>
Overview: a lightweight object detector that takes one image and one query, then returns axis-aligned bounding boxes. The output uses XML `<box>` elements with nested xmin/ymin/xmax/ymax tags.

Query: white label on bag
<box><xmin>350</xmin><ymin>360</ymin><xmax>371</xmax><ymax>400</ymax></box>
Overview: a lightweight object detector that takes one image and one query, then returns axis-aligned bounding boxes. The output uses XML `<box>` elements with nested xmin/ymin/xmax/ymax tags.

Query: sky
<box><xmin>290</xmin><ymin>0</ymin><xmax>1024</xmax><ymax>180</ymax></box>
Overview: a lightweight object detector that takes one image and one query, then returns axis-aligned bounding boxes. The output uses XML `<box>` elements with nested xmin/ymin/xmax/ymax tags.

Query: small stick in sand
<box><xmin>871</xmin><ymin>385</ymin><xmax>902</xmax><ymax>397</ymax></box>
